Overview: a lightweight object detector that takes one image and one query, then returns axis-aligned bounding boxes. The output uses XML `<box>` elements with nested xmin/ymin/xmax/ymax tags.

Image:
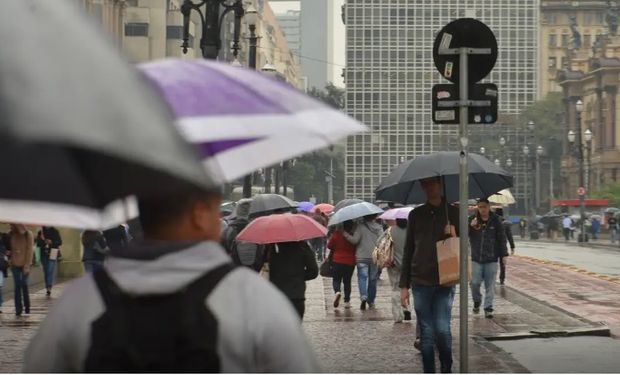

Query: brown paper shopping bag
<box><xmin>436</xmin><ymin>237</ymin><xmax>470</xmax><ymax>286</ymax></box>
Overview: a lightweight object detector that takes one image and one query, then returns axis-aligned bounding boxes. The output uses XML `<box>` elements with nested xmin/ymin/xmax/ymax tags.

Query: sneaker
<box><xmin>484</xmin><ymin>308</ymin><xmax>494</xmax><ymax>319</ymax></box>
<box><xmin>500</xmin><ymin>279</ymin><xmax>505</xmax><ymax>285</ymax></box>
<box><xmin>404</xmin><ymin>310</ymin><xmax>412</xmax><ymax>321</ymax></box>
<box><xmin>414</xmin><ymin>338</ymin><xmax>422</xmax><ymax>351</ymax></box>
<box><xmin>46</xmin><ymin>289</ymin><xmax>51</xmax><ymax>297</ymax></box>
<box><xmin>25</xmin><ymin>307</ymin><xmax>30</xmax><ymax>314</ymax></box>
<box><xmin>368</xmin><ymin>303</ymin><xmax>376</xmax><ymax>309</ymax></box>
<box><xmin>333</xmin><ymin>292</ymin><xmax>341</xmax><ymax>308</ymax></box>
<box><xmin>360</xmin><ymin>300</ymin><xmax>367</xmax><ymax>310</ymax></box>
<box><xmin>344</xmin><ymin>302</ymin><xmax>351</xmax><ymax>309</ymax></box>
<box><xmin>473</xmin><ymin>301</ymin><xmax>481</xmax><ymax>314</ymax></box>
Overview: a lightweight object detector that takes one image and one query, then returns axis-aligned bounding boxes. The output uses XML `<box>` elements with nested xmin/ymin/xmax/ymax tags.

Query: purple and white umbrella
<box><xmin>139</xmin><ymin>59</ymin><xmax>367</xmax><ymax>183</ymax></box>
<box><xmin>379</xmin><ymin>207</ymin><xmax>414</xmax><ymax>221</ymax></box>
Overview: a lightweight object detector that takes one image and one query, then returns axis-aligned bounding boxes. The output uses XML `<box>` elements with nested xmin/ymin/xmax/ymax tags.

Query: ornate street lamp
<box><xmin>181</xmin><ymin>0</ymin><xmax>245</xmax><ymax>59</ymax></box>
<box><xmin>479</xmin><ymin>146</ymin><xmax>486</xmax><ymax>155</ymax></box>
<box><xmin>506</xmin><ymin>158</ymin><xmax>513</xmax><ymax>168</ymax></box>
<box><xmin>494</xmin><ymin>159</ymin><xmax>501</xmax><ymax>167</ymax></box>
<box><xmin>499</xmin><ymin>136</ymin><xmax>506</xmax><ymax>146</ymax></box>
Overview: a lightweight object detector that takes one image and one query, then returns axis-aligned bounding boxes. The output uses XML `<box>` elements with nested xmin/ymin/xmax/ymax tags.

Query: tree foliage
<box><xmin>591</xmin><ymin>181</ymin><xmax>620</xmax><ymax>207</ymax></box>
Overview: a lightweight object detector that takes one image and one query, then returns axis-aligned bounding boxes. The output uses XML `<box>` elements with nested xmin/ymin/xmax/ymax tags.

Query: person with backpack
<box><xmin>35</xmin><ymin>226</ymin><xmax>62</xmax><ymax>297</ymax></box>
<box><xmin>81</xmin><ymin>230</ymin><xmax>109</xmax><ymax>273</ymax></box>
<box><xmin>8</xmin><ymin>224</ymin><xmax>34</xmax><ymax>316</ymax></box>
<box><xmin>102</xmin><ymin>224</ymin><xmax>131</xmax><ymax>251</ymax></box>
<box><xmin>344</xmin><ymin>214</ymin><xmax>383</xmax><ymax>310</ymax></box>
<box><xmin>267</xmin><ymin>241</ymin><xmax>319</xmax><ymax>319</ymax></box>
<box><xmin>23</xmin><ymin>184</ymin><xmax>319</xmax><ymax>372</ymax></box>
<box><xmin>221</xmin><ymin>199</ymin><xmax>265</xmax><ymax>271</ymax></box>
<box><xmin>327</xmin><ymin>220</ymin><xmax>356</xmax><ymax>309</ymax></box>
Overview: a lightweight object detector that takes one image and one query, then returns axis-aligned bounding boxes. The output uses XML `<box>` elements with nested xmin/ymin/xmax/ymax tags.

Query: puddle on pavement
<box><xmin>493</xmin><ymin>336</ymin><xmax>620</xmax><ymax>373</ymax></box>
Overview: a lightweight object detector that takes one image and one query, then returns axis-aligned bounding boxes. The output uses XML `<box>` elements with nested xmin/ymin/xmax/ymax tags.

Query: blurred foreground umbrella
<box><xmin>0</xmin><ymin>0</ymin><xmax>213</xmax><ymax>229</ymax></box>
<box><xmin>236</xmin><ymin>214</ymin><xmax>327</xmax><ymax>244</ymax></box>
<box><xmin>333</xmin><ymin>199</ymin><xmax>365</xmax><ymax>213</ymax></box>
<box><xmin>249</xmin><ymin>194</ymin><xmax>298</xmax><ymax>217</ymax></box>
<box><xmin>139</xmin><ymin>59</ymin><xmax>368</xmax><ymax>183</ymax></box>
<box><xmin>375</xmin><ymin>152</ymin><xmax>512</xmax><ymax>204</ymax></box>
<box><xmin>312</xmin><ymin>203</ymin><xmax>335</xmax><ymax>214</ymax></box>
<box><xmin>328</xmin><ymin>202</ymin><xmax>383</xmax><ymax>227</ymax></box>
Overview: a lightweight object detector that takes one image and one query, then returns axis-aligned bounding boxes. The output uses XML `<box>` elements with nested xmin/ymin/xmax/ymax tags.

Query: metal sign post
<box><xmin>432</xmin><ymin>18</ymin><xmax>498</xmax><ymax>374</ymax></box>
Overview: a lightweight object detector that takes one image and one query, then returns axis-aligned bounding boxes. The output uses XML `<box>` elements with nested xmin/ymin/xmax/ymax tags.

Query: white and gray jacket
<box><xmin>343</xmin><ymin>220</ymin><xmax>384</xmax><ymax>263</ymax></box>
<box><xmin>23</xmin><ymin>241</ymin><xmax>320</xmax><ymax>373</ymax></box>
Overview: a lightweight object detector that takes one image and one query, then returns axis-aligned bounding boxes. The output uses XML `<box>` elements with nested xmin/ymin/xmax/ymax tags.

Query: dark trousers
<box><xmin>499</xmin><ymin>257</ymin><xmax>506</xmax><ymax>283</ymax></box>
<box><xmin>290</xmin><ymin>298</ymin><xmax>305</xmax><ymax>320</ymax></box>
<box><xmin>332</xmin><ymin>263</ymin><xmax>355</xmax><ymax>302</ymax></box>
<box><xmin>563</xmin><ymin>228</ymin><xmax>571</xmax><ymax>241</ymax></box>
<box><xmin>11</xmin><ymin>267</ymin><xmax>30</xmax><ymax>314</ymax></box>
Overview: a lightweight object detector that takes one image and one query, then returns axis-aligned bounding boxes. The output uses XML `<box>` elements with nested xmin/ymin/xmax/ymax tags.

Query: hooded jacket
<box><xmin>23</xmin><ymin>241</ymin><xmax>319</xmax><ymax>373</ymax></box>
<box><xmin>343</xmin><ymin>220</ymin><xmax>384</xmax><ymax>263</ymax></box>
<box><xmin>469</xmin><ymin>213</ymin><xmax>508</xmax><ymax>263</ymax></box>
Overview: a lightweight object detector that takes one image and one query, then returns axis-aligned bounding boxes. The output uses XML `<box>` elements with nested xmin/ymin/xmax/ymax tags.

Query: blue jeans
<box><xmin>412</xmin><ymin>285</ymin><xmax>455</xmax><ymax>373</ymax></box>
<box><xmin>11</xmin><ymin>267</ymin><xmax>30</xmax><ymax>314</ymax></box>
<box><xmin>41</xmin><ymin>257</ymin><xmax>56</xmax><ymax>290</ymax></box>
<box><xmin>83</xmin><ymin>260</ymin><xmax>104</xmax><ymax>273</ymax></box>
<box><xmin>356</xmin><ymin>262</ymin><xmax>378</xmax><ymax>304</ymax></box>
<box><xmin>471</xmin><ymin>261</ymin><xmax>499</xmax><ymax>310</ymax></box>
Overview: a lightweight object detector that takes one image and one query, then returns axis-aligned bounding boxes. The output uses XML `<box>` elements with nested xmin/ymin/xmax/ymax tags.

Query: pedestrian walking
<box><xmin>24</xmin><ymin>185</ymin><xmax>319</xmax><ymax>372</ymax></box>
<box><xmin>494</xmin><ymin>208</ymin><xmax>515</xmax><ymax>285</ymax></box>
<box><xmin>310</xmin><ymin>211</ymin><xmax>328</xmax><ymax>261</ymax></box>
<box><xmin>400</xmin><ymin>176</ymin><xmax>459</xmax><ymax>374</ymax></box>
<box><xmin>385</xmin><ymin>219</ymin><xmax>414</xmax><ymax>323</ymax></box>
<box><xmin>519</xmin><ymin>218</ymin><xmax>527</xmax><ymax>238</ymax></box>
<box><xmin>327</xmin><ymin>220</ymin><xmax>357</xmax><ymax>309</ymax></box>
<box><xmin>35</xmin><ymin>226</ymin><xmax>62</xmax><ymax>297</ymax></box>
<box><xmin>344</xmin><ymin>214</ymin><xmax>383</xmax><ymax>310</ymax></box>
<box><xmin>221</xmin><ymin>199</ymin><xmax>265</xmax><ymax>271</ymax></box>
<box><xmin>267</xmin><ymin>241</ymin><xmax>319</xmax><ymax>319</ymax></box>
<box><xmin>102</xmin><ymin>224</ymin><xmax>131</xmax><ymax>251</ymax></box>
<box><xmin>0</xmin><ymin>233</ymin><xmax>8</xmax><ymax>314</ymax></box>
<box><xmin>591</xmin><ymin>216</ymin><xmax>601</xmax><ymax>240</ymax></box>
<box><xmin>469</xmin><ymin>199</ymin><xmax>508</xmax><ymax>319</ymax></box>
<box><xmin>562</xmin><ymin>215</ymin><xmax>572</xmax><ymax>241</ymax></box>
<box><xmin>608</xmin><ymin>215</ymin><xmax>619</xmax><ymax>243</ymax></box>
<box><xmin>81</xmin><ymin>230</ymin><xmax>109</xmax><ymax>273</ymax></box>
<box><xmin>8</xmin><ymin>224</ymin><xmax>34</xmax><ymax>316</ymax></box>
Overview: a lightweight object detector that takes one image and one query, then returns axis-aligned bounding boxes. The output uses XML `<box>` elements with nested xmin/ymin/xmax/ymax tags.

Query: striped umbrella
<box><xmin>139</xmin><ymin>59</ymin><xmax>367</xmax><ymax>183</ymax></box>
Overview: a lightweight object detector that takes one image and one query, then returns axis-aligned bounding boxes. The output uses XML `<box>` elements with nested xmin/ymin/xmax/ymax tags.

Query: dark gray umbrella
<box><xmin>249</xmin><ymin>194</ymin><xmax>298</xmax><ymax>217</ymax></box>
<box><xmin>375</xmin><ymin>152</ymin><xmax>513</xmax><ymax>204</ymax></box>
<box><xmin>333</xmin><ymin>198</ymin><xmax>365</xmax><ymax>212</ymax></box>
<box><xmin>0</xmin><ymin>0</ymin><xmax>214</xmax><ymax>229</ymax></box>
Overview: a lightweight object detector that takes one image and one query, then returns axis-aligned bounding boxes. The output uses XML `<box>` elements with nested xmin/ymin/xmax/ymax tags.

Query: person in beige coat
<box><xmin>8</xmin><ymin>224</ymin><xmax>34</xmax><ymax>316</ymax></box>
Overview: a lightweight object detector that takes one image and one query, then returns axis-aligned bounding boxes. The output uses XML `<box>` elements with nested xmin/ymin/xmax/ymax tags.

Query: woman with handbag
<box><xmin>36</xmin><ymin>226</ymin><xmax>62</xmax><ymax>297</ymax></box>
<box><xmin>326</xmin><ymin>220</ymin><xmax>356</xmax><ymax>309</ymax></box>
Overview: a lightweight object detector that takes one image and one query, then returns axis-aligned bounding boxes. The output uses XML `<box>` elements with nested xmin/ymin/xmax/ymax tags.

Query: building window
<box><xmin>561</xmin><ymin>34</ymin><xmax>569</xmax><ymax>47</ymax></box>
<box><xmin>584</xmin><ymin>34</ymin><xmax>592</xmax><ymax>47</ymax></box>
<box><xmin>561</xmin><ymin>56</ymin><xmax>568</xmax><ymax>69</ymax></box>
<box><xmin>166</xmin><ymin>25</ymin><xmax>194</xmax><ymax>45</ymax></box>
<box><xmin>125</xmin><ymin>22</ymin><xmax>149</xmax><ymax>37</ymax></box>
<box><xmin>548</xmin><ymin>34</ymin><xmax>557</xmax><ymax>47</ymax></box>
<box><xmin>548</xmin><ymin>56</ymin><xmax>557</xmax><ymax>69</ymax></box>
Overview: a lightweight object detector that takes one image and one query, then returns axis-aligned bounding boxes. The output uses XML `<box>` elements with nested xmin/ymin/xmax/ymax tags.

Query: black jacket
<box><xmin>399</xmin><ymin>201</ymin><xmax>460</xmax><ymax>288</ymax></box>
<box><xmin>469</xmin><ymin>213</ymin><xmax>508</xmax><ymax>263</ymax></box>
<box><xmin>269</xmin><ymin>241</ymin><xmax>319</xmax><ymax>300</ymax></box>
<box><xmin>501</xmin><ymin>217</ymin><xmax>515</xmax><ymax>250</ymax></box>
<box><xmin>36</xmin><ymin>227</ymin><xmax>62</xmax><ymax>259</ymax></box>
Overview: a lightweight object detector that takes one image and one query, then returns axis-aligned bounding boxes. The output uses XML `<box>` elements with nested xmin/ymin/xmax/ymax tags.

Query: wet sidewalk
<box><xmin>302</xmin><ymin>268</ymin><xmax>607</xmax><ymax>373</ymax></box>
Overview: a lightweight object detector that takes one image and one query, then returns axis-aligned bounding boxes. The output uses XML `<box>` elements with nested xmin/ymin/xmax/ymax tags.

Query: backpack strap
<box><xmin>185</xmin><ymin>263</ymin><xmax>235</xmax><ymax>301</ymax></box>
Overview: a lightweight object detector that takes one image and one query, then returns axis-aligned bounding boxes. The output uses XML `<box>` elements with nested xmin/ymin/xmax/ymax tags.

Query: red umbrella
<box><xmin>236</xmin><ymin>213</ymin><xmax>327</xmax><ymax>244</ymax></box>
<box><xmin>312</xmin><ymin>203</ymin><xmax>335</xmax><ymax>214</ymax></box>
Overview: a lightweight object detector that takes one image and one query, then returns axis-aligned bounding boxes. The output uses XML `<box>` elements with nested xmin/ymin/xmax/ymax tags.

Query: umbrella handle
<box><xmin>443</xmin><ymin>175</ymin><xmax>449</xmax><ymax>226</ymax></box>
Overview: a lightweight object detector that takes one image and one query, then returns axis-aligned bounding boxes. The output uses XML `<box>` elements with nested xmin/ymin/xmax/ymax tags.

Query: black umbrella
<box><xmin>249</xmin><ymin>194</ymin><xmax>298</xmax><ymax>217</ymax></box>
<box><xmin>0</xmin><ymin>0</ymin><xmax>214</xmax><ymax>229</ymax></box>
<box><xmin>375</xmin><ymin>152</ymin><xmax>513</xmax><ymax>204</ymax></box>
<box><xmin>333</xmin><ymin>198</ymin><xmax>365</xmax><ymax>212</ymax></box>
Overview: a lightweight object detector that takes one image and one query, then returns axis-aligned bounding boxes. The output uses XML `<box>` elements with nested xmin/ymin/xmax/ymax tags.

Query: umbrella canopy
<box><xmin>488</xmin><ymin>189</ymin><xmax>516</xmax><ymax>206</ymax></box>
<box><xmin>236</xmin><ymin>213</ymin><xmax>327</xmax><ymax>244</ymax></box>
<box><xmin>139</xmin><ymin>59</ymin><xmax>368</xmax><ymax>183</ymax></box>
<box><xmin>328</xmin><ymin>202</ymin><xmax>384</xmax><ymax>227</ymax></box>
<box><xmin>297</xmin><ymin>201</ymin><xmax>315</xmax><ymax>213</ymax></box>
<box><xmin>375</xmin><ymin>152</ymin><xmax>513</xmax><ymax>204</ymax></box>
<box><xmin>334</xmin><ymin>199</ymin><xmax>365</xmax><ymax>212</ymax></box>
<box><xmin>379</xmin><ymin>207</ymin><xmax>414</xmax><ymax>221</ymax></box>
<box><xmin>0</xmin><ymin>0</ymin><xmax>213</xmax><ymax>229</ymax></box>
<box><xmin>249</xmin><ymin>194</ymin><xmax>298</xmax><ymax>217</ymax></box>
<box><xmin>312</xmin><ymin>203</ymin><xmax>335</xmax><ymax>214</ymax></box>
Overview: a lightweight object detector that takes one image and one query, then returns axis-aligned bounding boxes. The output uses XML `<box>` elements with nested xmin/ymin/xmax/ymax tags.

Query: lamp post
<box><xmin>523</xmin><ymin>144</ymin><xmax>531</xmax><ymax>217</ymax></box>
<box><xmin>181</xmin><ymin>0</ymin><xmax>245</xmax><ymax>59</ymax></box>
<box><xmin>240</xmin><ymin>4</ymin><xmax>258</xmax><ymax>198</ymax></box>
<box><xmin>536</xmin><ymin>145</ymin><xmax>544</xmax><ymax>211</ymax></box>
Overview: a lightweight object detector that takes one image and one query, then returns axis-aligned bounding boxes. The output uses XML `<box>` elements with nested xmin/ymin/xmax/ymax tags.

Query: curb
<box><xmin>483</xmin><ymin>326</ymin><xmax>611</xmax><ymax>341</ymax></box>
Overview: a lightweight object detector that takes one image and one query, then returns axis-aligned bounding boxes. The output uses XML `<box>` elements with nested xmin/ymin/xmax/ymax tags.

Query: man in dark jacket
<box><xmin>399</xmin><ymin>176</ymin><xmax>459</xmax><ymax>374</ymax></box>
<box><xmin>268</xmin><ymin>241</ymin><xmax>319</xmax><ymax>319</ymax></box>
<box><xmin>494</xmin><ymin>208</ymin><xmax>515</xmax><ymax>285</ymax></box>
<box><xmin>35</xmin><ymin>226</ymin><xmax>62</xmax><ymax>296</ymax></box>
<box><xmin>221</xmin><ymin>199</ymin><xmax>265</xmax><ymax>271</ymax></box>
<box><xmin>469</xmin><ymin>199</ymin><xmax>508</xmax><ymax>318</ymax></box>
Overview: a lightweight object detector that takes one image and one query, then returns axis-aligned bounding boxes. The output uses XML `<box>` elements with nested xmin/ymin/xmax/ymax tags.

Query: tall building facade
<box><xmin>300</xmin><ymin>0</ymin><xmax>332</xmax><ymax>90</ymax></box>
<box><xmin>276</xmin><ymin>10</ymin><xmax>301</xmax><ymax>60</ymax></box>
<box><xmin>344</xmin><ymin>0</ymin><xmax>539</xmax><ymax>207</ymax></box>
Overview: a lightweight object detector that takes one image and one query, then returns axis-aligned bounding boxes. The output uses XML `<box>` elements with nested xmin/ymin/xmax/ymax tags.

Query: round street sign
<box><xmin>577</xmin><ymin>187</ymin><xmax>586</xmax><ymax>196</ymax></box>
<box><xmin>433</xmin><ymin>18</ymin><xmax>498</xmax><ymax>84</ymax></box>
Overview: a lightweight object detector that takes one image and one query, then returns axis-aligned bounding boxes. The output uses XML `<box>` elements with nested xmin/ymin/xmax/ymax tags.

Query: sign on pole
<box><xmin>577</xmin><ymin>187</ymin><xmax>586</xmax><ymax>196</ymax></box>
<box><xmin>432</xmin><ymin>18</ymin><xmax>498</xmax><ymax>374</ymax></box>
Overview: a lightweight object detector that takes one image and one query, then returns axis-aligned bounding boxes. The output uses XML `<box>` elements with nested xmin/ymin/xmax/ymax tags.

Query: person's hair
<box><xmin>478</xmin><ymin>198</ymin><xmax>490</xmax><ymax>204</ymax></box>
<box><xmin>396</xmin><ymin>219</ymin><xmax>408</xmax><ymax>229</ymax></box>
<box><xmin>364</xmin><ymin>214</ymin><xmax>378</xmax><ymax>221</ymax></box>
<box><xmin>343</xmin><ymin>220</ymin><xmax>354</xmax><ymax>233</ymax></box>
<box><xmin>137</xmin><ymin>185</ymin><xmax>221</xmax><ymax>234</ymax></box>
